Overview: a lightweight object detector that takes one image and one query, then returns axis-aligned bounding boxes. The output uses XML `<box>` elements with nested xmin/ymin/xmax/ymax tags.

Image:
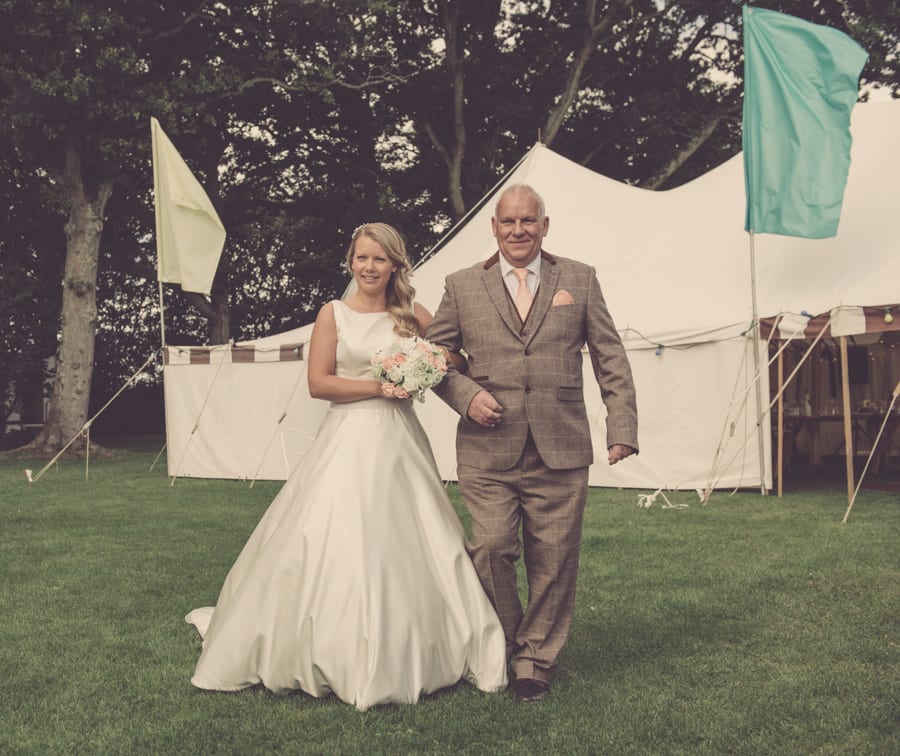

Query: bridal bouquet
<box><xmin>371</xmin><ymin>337</ymin><xmax>448</xmax><ymax>402</ymax></box>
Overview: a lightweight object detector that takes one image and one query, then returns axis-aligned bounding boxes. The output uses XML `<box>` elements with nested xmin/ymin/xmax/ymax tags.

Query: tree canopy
<box><xmin>1</xmin><ymin>0</ymin><xmax>896</xmax><ymax>447</ymax></box>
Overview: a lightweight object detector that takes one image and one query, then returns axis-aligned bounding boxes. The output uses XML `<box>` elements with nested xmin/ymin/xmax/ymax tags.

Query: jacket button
<box><xmin>525</xmin><ymin>386</ymin><xmax>532</xmax><ymax>393</ymax></box>
<box><xmin>524</xmin><ymin>349</ymin><xmax>531</xmax><ymax>356</ymax></box>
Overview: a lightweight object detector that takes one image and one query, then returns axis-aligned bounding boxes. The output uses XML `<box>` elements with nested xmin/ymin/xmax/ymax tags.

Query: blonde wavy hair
<box><xmin>346</xmin><ymin>222</ymin><xmax>418</xmax><ymax>337</ymax></box>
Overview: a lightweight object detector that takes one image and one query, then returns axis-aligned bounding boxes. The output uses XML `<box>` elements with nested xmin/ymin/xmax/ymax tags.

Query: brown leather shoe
<box><xmin>513</xmin><ymin>678</ymin><xmax>549</xmax><ymax>703</ymax></box>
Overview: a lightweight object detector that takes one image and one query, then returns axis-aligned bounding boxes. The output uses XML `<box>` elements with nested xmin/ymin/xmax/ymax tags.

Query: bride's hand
<box><xmin>439</xmin><ymin>346</ymin><xmax>467</xmax><ymax>374</ymax></box>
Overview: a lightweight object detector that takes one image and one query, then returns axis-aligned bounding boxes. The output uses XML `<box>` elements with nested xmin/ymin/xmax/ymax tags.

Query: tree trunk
<box><xmin>203</xmin><ymin>121</ymin><xmax>230</xmax><ymax>345</ymax></box>
<box><xmin>420</xmin><ymin>0</ymin><xmax>467</xmax><ymax>220</ymax></box>
<box><xmin>30</xmin><ymin>141</ymin><xmax>113</xmax><ymax>453</ymax></box>
<box><xmin>208</xmin><ymin>295</ymin><xmax>230</xmax><ymax>344</ymax></box>
<box><xmin>542</xmin><ymin>0</ymin><xmax>628</xmax><ymax>147</ymax></box>
<box><xmin>444</xmin><ymin>0</ymin><xmax>466</xmax><ymax>219</ymax></box>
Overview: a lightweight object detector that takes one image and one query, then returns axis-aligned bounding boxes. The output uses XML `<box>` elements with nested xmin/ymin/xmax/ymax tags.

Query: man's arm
<box><xmin>426</xmin><ymin>277</ymin><xmax>491</xmax><ymax>420</ymax></box>
<box><xmin>584</xmin><ymin>270</ymin><xmax>639</xmax><ymax>454</ymax></box>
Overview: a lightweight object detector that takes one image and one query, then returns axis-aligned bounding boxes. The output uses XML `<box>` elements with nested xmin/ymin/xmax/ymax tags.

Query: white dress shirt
<box><xmin>499</xmin><ymin>255</ymin><xmax>541</xmax><ymax>301</ymax></box>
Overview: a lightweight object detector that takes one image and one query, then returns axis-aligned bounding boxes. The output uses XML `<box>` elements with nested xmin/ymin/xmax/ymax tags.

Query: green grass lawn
<box><xmin>1</xmin><ymin>438</ymin><xmax>897</xmax><ymax>755</ymax></box>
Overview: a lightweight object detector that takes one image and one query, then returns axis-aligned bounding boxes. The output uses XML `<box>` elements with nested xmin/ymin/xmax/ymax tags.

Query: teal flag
<box><xmin>743</xmin><ymin>5</ymin><xmax>868</xmax><ymax>238</ymax></box>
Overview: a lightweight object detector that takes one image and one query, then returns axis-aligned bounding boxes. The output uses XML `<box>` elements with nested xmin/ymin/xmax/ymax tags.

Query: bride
<box><xmin>186</xmin><ymin>222</ymin><xmax>507</xmax><ymax>710</ymax></box>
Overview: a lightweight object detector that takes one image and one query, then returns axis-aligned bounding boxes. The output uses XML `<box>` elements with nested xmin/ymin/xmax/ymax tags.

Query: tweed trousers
<box><xmin>457</xmin><ymin>432</ymin><xmax>589</xmax><ymax>684</ymax></box>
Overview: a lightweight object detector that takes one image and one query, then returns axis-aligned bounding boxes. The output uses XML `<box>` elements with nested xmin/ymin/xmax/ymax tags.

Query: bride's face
<box><xmin>351</xmin><ymin>236</ymin><xmax>397</xmax><ymax>294</ymax></box>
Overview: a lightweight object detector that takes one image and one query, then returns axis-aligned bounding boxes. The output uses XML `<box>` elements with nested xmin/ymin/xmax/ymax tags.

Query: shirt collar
<box><xmin>499</xmin><ymin>253</ymin><xmax>542</xmax><ymax>281</ymax></box>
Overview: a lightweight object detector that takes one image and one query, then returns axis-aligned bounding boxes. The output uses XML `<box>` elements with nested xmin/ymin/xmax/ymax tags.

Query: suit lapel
<box><xmin>482</xmin><ymin>263</ymin><xmax>522</xmax><ymax>338</ymax></box>
<box><xmin>522</xmin><ymin>259</ymin><xmax>559</xmax><ymax>345</ymax></box>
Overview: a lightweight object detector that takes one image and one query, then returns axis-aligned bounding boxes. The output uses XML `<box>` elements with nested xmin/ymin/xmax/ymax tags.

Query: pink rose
<box><xmin>381</xmin><ymin>382</ymin><xmax>409</xmax><ymax>399</ymax></box>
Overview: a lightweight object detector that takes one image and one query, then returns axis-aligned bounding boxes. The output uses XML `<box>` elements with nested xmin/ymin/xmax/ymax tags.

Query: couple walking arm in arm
<box><xmin>185</xmin><ymin>184</ymin><xmax>637</xmax><ymax>709</ymax></box>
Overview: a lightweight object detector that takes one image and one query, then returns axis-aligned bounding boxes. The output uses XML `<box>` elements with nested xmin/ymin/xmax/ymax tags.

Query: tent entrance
<box><xmin>766</xmin><ymin>318</ymin><xmax>900</xmax><ymax>494</ymax></box>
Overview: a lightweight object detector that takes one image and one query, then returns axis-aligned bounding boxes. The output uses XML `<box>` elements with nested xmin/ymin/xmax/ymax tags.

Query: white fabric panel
<box><xmin>417</xmin><ymin>338</ymin><xmax>771</xmax><ymax>491</ymax></box>
<box><xmin>829</xmin><ymin>305</ymin><xmax>867</xmax><ymax>337</ymax></box>
<box><xmin>777</xmin><ymin>313</ymin><xmax>812</xmax><ymax>341</ymax></box>
<box><xmin>164</xmin><ymin>359</ymin><xmax>328</xmax><ymax>481</ymax></box>
<box><xmin>592</xmin><ymin>339</ymin><xmax>771</xmax><ymax>491</ymax></box>
<box><xmin>253</xmin><ymin>349</ymin><xmax>283</xmax><ymax>363</ymax></box>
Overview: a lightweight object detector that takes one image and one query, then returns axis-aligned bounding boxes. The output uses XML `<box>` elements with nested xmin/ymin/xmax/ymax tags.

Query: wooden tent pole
<box><xmin>777</xmin><ymin>347</ymin><xmax>784</xmax><ymax>497</ymax></box>
<box><xmin>839</xmin><ymin>336</ymin><xmax>855</xmax><ymax>504</ymax></box>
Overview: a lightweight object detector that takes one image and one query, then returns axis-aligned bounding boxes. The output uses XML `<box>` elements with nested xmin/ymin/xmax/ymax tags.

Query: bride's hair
<box><xmin>346</xmin><ymin>223</ymin><xmax>419</xmax><ymax>337</ymax></box>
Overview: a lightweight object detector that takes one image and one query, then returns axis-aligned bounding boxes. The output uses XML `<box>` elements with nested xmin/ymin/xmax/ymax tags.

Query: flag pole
<box><xmin>152</xmin><ymin>120</ymin><xmax>170</xmax><ymax>471</ymax></box>
<box><xmin>158</xmin><ymin>281</ymin><xmax>167</xmax><ymax>349</ymax></box>
<box><xmin>748</xmin><ymin>230</ymin><xmax>769</xmax><ymax>494</ymax></box>
<box><xmin>155</xmin><ymin>267</ymin><xmax>170</xmax><ymax>475</ymax></box>
<box><xmin>151</xmin><ymin>116</ymin><xmax>227</xmax><ymax>481</ymax></box>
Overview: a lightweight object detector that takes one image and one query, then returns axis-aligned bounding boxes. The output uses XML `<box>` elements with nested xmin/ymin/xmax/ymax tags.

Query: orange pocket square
<box><xmin>552</xmin><ymin>290</ymin><xmax>575</xmax><ymax>306</ymax></box>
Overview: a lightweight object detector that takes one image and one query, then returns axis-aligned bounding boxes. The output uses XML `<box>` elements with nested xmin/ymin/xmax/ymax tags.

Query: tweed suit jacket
<box><xmin>427</xmin><ymin>250</ymin><xmax>638</xmax><ymax>471</ymax></box>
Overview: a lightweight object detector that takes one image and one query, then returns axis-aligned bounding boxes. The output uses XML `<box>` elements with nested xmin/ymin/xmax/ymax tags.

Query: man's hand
<box><xmin>608</xmin><ymin>444</ymin><xmax>636</xmax><ymax>465</ymax></box>
<box><xmin>467</xmin><ymin>390</ymin><xmax>503</xmax><ymax>428</ymax></box>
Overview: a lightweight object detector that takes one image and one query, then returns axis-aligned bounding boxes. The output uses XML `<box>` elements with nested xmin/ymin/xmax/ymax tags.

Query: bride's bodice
<box><xmin>330</xmin><ymin>300</ymin><xmax>416</xmax><ymax>410</ymax></box>
<box><xmin>332</xmin><ymin>299</ymin><xmax>399</xmax><ymax>381</ymax></box>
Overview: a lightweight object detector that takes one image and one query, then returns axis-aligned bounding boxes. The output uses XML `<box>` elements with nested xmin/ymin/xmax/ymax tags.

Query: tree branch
<box><xmin>640</xmin><ymin>111</ymin><xmax>736</xmax><ymax>189</ymax></box>
<box><xmin>145</xmin><ymin>0</ymin><xmax>213</xmax><ymax>45</ymax></box>
<box><xmin>421</xmin><ymin>115</ymin><xmax>452</xmax><ymax>170</ymax></box>
<box><xmin>542</xmin><ymin>0</ymin><xmax>634</xmax><ymax>146</ymax></box>
<box><xmin>212</xmin><ymin>61</ymin><xmax>414</xmax><ymax>102</ymax></box>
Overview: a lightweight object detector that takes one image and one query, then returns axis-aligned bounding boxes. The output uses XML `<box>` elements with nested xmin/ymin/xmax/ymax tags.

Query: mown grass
<box><xmin>1</xmin><ymin>438</ymin><xmax>897</xmax><ymax>755</ymax></box>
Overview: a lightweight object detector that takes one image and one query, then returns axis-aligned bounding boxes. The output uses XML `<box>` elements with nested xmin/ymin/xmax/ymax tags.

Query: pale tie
<box><xmin>512</xmin><ymin>267</ymin><xmax>532</xmax><ymax>321</ymax></box>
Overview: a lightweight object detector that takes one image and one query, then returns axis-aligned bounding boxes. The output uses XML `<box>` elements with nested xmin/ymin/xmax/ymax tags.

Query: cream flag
<box><xmin>151</xmin><ymin>117</ymin><xmax>226</xmax><ymax>295</ymax></box>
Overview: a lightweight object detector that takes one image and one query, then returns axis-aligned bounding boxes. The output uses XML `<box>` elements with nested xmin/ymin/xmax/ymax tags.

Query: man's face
<box><xmin>491</xmin><ymin>189</ymin><xmax>549</xmax><ymax>267</ymax></box>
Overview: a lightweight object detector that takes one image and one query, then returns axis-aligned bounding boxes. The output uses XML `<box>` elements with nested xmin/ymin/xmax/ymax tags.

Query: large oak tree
<box><xmin>0</xmin><ymin>0</ymin><xmax>235</xmax><ymax>451</ymax></box>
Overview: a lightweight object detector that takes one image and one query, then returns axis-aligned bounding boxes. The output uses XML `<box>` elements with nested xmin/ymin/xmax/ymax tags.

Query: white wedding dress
<box><xmin>186</xmin><ymin>300</ymin><xmax>507</xmax><ymax>710</ymax></box>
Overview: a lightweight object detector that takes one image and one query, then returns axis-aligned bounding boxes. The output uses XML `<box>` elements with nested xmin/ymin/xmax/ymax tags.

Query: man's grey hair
<box><xmin>494</xmin><ymin>183</ymin><xmax>546</xmax><ymax>220</ymax></box>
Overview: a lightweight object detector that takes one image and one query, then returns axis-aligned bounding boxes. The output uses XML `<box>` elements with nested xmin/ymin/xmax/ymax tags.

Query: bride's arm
<box><xmin>307</xmin><ymin>302</ymin><xmax>383</xmax><ymax>402</ymax></box>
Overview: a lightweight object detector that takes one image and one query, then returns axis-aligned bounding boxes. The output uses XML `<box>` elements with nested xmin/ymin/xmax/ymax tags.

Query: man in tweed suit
<box><xmin>427</xmin><ymin>183</ymin><xmax>638</xmax><ymax>702</ymax></box>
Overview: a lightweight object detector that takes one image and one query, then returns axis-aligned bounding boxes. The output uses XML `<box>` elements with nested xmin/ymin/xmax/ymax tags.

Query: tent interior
<box><xmin>163</xmin><ymin>101</ymin><xmax>899</xmax><ymax>493</ymax></box>
<box><xmin>763</xmin><ymin>308</ymin><xmax>900</xmax><ymax>486</ymax></box>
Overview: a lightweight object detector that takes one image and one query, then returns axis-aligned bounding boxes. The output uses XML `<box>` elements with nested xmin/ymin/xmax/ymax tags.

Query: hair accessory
<box><xmin>352</xmin><ymin>223</ymin><xmax>371</xmax><ymax>239</ymax></box>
